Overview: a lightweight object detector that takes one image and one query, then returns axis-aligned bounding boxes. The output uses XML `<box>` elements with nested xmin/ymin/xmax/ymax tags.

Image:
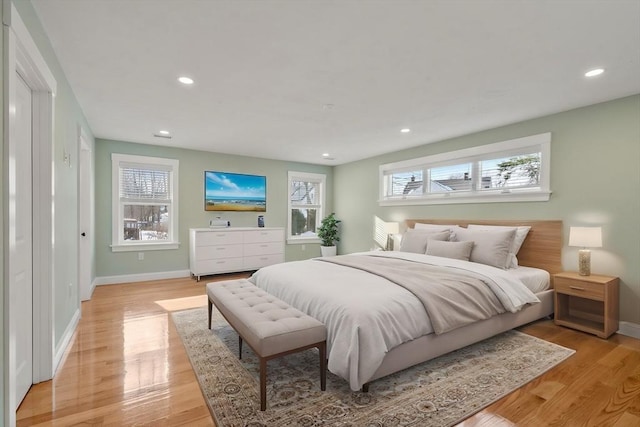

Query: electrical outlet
<box><xmin>138</xmin><ymin>252</ymin><xmax>144</xmax><ymax>261</ymax></box>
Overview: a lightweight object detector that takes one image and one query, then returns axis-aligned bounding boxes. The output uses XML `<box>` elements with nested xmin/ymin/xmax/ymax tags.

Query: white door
<box><xmin>14</xmin><ymin>73</ymin><xmax>34</xmax><ymax>407</ymax></box>
<box><xmin>79</xmin><ymin>135</ymin><xmax>93</xmax><ymax>301</ymax></box>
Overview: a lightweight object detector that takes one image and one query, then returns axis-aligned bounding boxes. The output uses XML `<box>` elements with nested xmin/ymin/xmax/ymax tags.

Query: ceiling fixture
<box><xmin>585</xmin><ymin>68</ymin><xmax>604</xmax><ymax>77</ymax></box>
<box><xmin>153</xmin><ymin>131</ymin><xmax>172</xmax><ymax>139</ymax></box>
<box><xmin>178</xmin><ymin>76</ymin><xmax>194</xmax><ymax>85</ymax></box>
<box><xmin>322</xmin><ymin>153</ymin><xmax>335</xmax><ymax>160</ymax></box>
<box><xmin>400</xmin><ymin>128</ymin><xmax>411</xmax><ymax>133</ymax></box>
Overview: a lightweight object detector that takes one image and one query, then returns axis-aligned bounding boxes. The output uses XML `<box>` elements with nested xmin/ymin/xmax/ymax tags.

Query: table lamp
<box><xmin>385</xmin><ymin>222</ymin><xmax>400</xmax><ymax>251</ymax></box>
<box><xmin>568</xmin><ymin>226</ymin><xmax>602</xmax><ymax>276</ymax></box>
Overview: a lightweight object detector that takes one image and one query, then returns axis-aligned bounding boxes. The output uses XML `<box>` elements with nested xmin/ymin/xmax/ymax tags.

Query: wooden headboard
<box><xmin>406</xmin><ymin>219</ymin><xmax>563</xmax><ymax>284</ymax></box>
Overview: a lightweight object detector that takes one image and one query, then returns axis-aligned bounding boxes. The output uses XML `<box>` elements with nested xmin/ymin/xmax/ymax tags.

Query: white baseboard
<box><xmin>618</xmin><ymin>321</ymin><xmax>640</xmax><ymax>339</ymax></box>
<box><xmin>53</xmin><ymin>307</ymin><xmax>81</xmax><ymax>376</ymax></box>
<box><xmin>94</xmin><ymin>269</ymin><xmax>191</xmax><ymax>286</ymax></box>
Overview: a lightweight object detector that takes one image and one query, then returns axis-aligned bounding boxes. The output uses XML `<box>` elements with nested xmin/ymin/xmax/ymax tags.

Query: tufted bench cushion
<box><xmin>207</xmin><ymin>279</ymin><xmax>327</xmax><ymax>410</ymax></box>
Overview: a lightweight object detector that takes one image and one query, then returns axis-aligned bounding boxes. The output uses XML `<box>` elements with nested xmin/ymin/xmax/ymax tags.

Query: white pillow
<box><xmin>451</xmin><ymin>227</ymin><xmax>516</xmax><ymax>269</ymax></box>
<box><xmin>467</xmin><ymin>224</ymin><xmax>531</xmax><ymax>268</ymax></box>
<box><xmin>413</xmin><ymin>223</ymin><xmax>457</xmax><ymax>233</ymax></box>
<box><xmin>426</xmin><ymin>240</ymin><xmax>474</xmax><ymax>261</ymax></box>
<box><xmin>399</xmin><ymin>230</ymin><xmax>449</xmax><ymax>254</ymax></box>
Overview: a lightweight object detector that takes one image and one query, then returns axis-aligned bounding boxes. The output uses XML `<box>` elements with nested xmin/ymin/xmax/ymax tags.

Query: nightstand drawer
<box><xmin>555</xmin><ymin>277</ymin><xmax>604</xmax><ymax>300</ymax></box>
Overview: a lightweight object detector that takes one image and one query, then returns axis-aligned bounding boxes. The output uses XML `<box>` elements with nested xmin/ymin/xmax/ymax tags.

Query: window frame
<box><xmin>287</xmin><ymin>171</ymin><xmax>326</xmax><ymax>244</ymax></box>
<box><xmin>111</xmin><ymin>153</ymin><xmax>180</xmax><ymax>252</ymax></box>
<box><xmin>379</xmin><ymin>133</ymin><xmax>551</xmax><ymax>206</ymax></box>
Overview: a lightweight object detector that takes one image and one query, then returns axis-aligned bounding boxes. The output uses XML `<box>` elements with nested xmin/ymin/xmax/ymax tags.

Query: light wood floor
<box><xmin>17</xmin><ymin>275</ymin><xmax>640</xmax><ymax>426</ymax></box>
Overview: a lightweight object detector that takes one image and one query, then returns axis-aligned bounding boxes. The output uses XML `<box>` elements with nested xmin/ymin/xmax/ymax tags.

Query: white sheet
<box><xmin>506</xmin><ymin>265</ymin><xmax>551</xmax><ymax>293</ymax></box>
<box><xmin>249</xmin><ymin>251</ymin><xmax>539</xmax><ymax>391</ymax></box>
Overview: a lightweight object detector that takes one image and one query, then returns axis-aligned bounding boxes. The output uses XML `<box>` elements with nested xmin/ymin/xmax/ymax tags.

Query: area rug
<box><xmin>172</xmin><ymin>307</ymin><xmax>574</xmax><ymax>427</ymax></box>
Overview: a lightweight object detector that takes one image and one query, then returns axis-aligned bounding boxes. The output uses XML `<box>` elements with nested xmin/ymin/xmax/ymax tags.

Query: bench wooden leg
<box><xmin>208</xmin><ymin>299</ymin><xmax>212</xmax><ymax>329</ymax></box>
<box><xmin>260</xmin><ymin>357</ymin><xmax>267</xmax><ymax>411</ymax></box>
<box><xmin>319</xmin><ymin>342</ymin><xmax>326</xmax><ymax>391</ymax></box>
<box><xmin>239</xmin><ymin>336</ymin><xmax>243</xmax><ymax>359</ymax></box>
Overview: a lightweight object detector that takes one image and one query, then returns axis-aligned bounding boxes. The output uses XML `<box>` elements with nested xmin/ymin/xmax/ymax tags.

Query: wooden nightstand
<box><xmin>554</xmin><ymin>272</ymin><xmax>619</xmax><ymax>338</ymax></box>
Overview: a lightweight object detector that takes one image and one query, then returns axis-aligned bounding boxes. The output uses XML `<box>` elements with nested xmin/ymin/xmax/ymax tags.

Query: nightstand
<box><xmin>554</xmin><ymin>272</ymin><xmax>619</xmax><ymax>338</ymax></box>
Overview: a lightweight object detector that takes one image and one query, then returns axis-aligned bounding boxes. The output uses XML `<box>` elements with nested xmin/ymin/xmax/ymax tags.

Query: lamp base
<box><xmin>578</xmin><ymin>249</ymin><xmax>591</xmax><ymax>276</ymax></box>
<box><xmin>385</xmin><ymin>234</ymin><xmax>394</xmax><ymax>251</ymax></box>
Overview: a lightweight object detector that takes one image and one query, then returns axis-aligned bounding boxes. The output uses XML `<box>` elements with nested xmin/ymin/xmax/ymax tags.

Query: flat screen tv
<box><xmin>204</xmin><ymin>171</ymin><xmax>266</xmax><ymax>212</ymax></box>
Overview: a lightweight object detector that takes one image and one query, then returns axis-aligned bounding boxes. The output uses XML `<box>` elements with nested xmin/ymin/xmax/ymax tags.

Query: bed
<box><xmin>249</xmin><ymin>219</ymin><xmax>562</xmax><ymax>391</ymax></box>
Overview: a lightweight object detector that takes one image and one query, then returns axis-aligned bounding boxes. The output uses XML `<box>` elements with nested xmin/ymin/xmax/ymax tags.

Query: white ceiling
<box><xmin>32</xmin><ymin>0</ymin><xmax>640</xmax><ymax>165</ymax></box>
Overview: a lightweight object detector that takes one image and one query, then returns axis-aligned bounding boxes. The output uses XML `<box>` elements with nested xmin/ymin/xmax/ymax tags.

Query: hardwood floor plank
<box><xmin>16</xmin><ymin>275</ymin><xmax>640</xmax><ymax>426</ymax></box>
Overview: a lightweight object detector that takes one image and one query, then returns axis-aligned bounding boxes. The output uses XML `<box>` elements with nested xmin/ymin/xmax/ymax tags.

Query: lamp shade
<box><xmin>384</xmin><ymin>222</ymin><xmax>400</xmax><ymax>235</ymax></box>
<box><xmin>569</xmin><ymin>227</ymin><xmax>602</xmax><ymax>248</ymax></box>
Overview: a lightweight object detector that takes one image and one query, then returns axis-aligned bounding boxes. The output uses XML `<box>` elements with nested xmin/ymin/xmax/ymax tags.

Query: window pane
<box><xmin>429</xmin><ymin>163</ymin><xmax>472</xmax><ymax>193</ymax></box>
<box><xmin>123</xmin><ymin>204</ymin><xmax>169</xmax><ymax>241</ymax></box>
<box><xmin>482</xmin><ymin>153</ymin><xmax>541</xmax><ymax>189</ymax></box>
<box><xmin>387</xmin><ymin>170</ymin><xmax>423</xmax><ymax>196</ymax></box>
<box><xmin>291</xmin><ymin>208</ymin><xmax>317</xmax><ymax>237</ymax></box>
<box><xmin>120</xmin><ymin>168</ymin><xmax>170</xmax><ymax>201</ymax></box>
<box><xmin>290</xmin><ymin>180</ymin><xmax>319</xmax><ymax>205</ymax></box>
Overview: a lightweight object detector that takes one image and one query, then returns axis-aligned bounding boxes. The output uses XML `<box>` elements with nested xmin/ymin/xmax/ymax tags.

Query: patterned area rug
<box><xmin>172</xmin><ymin>307</ymin><xmax>574</xmax><ymax>427</ymax></box>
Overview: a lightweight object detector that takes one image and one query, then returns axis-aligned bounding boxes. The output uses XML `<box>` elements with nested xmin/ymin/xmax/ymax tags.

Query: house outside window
<box><xmin>380</xmin><ymin>133</ymin><xmax>551</xmax><ymax>205</ymax></box>
<box><xmin>111</xmin><ymin>153</ymin><xmax>180</xmax><ymax>252</ymax></box>
<box><xmin>288</xmin><ymin>171</ymin><xmax>326</xmax><ymax>244</ymax></box>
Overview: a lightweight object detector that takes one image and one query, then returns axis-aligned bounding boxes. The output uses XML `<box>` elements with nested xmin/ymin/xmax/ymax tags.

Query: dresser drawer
<box><xmin>244</xmin><ymin>229</ymin><xmax>284</xmax><ymax>244</ymax></box>
<box><xmin>197</xmin><ymin>244</ymin><xmax>243</xmax><ymax>260</ymax></box>
<box><xmin>195</xmin><ymin>231</ymin><xmax>243</xmax><ymax>246</ymax></box>
<box><xmin>244</xmin><ymin>253</ymin><xmax>284</xmax><ymax>270</ymax></box>
<box><xmin>244</xmin><ymin>242</ymin><xmax>283</xmax><ymax>257</ymax></box>
<box><xmin>196</xmin><ymin>257</ymin><xmax>244</xmax><ymax>274</ymax></box>
<box><xmin>555</xmin><ymin>277</ymin><xmax>604</xmax><ymax>300</ymax></box>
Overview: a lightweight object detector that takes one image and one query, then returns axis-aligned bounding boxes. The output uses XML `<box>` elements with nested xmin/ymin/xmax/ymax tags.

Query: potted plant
<box><xmin>317</xmin><ymin>213</ymin><xmax>341</xmax><ymax>257</ymax></box>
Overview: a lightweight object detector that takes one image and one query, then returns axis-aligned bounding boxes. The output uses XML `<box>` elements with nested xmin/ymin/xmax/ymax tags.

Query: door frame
<box><xmin>3</xmin><ymin>3</ymin><xmax>57</xmax><ymax>424</ymax></box>
<box><xmin>78</xmin><ymin>126</ymin><xmax>94</xmax><ymax>301</ymax></box>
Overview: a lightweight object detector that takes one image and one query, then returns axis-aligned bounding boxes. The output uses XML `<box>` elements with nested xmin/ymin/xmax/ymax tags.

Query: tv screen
<box><xmin>204</xmin><ymin>171</ymin><xmax>266</xmax><ymax>212</ymax></box>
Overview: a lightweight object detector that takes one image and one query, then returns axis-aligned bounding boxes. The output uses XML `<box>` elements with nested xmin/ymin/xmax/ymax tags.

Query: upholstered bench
<box><xmin>206</xmin><ymin>279</ymin><xmax>327</xmax><ymax>410</ymax></box>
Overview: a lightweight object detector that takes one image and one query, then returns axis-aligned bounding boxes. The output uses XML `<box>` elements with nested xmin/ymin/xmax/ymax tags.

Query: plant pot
<box><xmin>320</xmin><ymin>245</ymin><xmax>337</xmax><ymax>257</ymax></box>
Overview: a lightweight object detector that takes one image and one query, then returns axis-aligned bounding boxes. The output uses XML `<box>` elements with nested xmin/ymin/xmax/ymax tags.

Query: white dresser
<box><xmin>189</xmin><ymin>227</ymin><xmax>285</xmax><ymax>281</ymax></box>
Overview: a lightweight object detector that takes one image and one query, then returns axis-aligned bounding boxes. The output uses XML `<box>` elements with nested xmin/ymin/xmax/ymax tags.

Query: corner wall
<box><xmin>334</xmin><ymin>95</ymin><xmax>640</xmax><ymax>325</ymax></box>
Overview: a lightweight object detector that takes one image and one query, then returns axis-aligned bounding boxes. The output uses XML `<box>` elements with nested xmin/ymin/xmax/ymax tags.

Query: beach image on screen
<box><xmin>205</xmin><ymin>171</ymin><xmax>266</xmax><ymax>212</ymax></box>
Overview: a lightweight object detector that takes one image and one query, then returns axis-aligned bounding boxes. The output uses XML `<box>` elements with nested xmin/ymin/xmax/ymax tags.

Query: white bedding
<box><xmin>249</xmin><ymin>251</ymin><xmax>540</xmax><ymax>391</ymax></box>
<box><xmin>506</xmin><ymin>265</ymin><xmax>551</xmax><ymax>293</ymax></box>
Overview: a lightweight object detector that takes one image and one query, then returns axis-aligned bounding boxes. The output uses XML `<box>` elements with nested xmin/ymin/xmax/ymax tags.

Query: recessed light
<box><xmin>400</xmin><ymin>128</ymin><xmax>411</xmax><ymax>133</ymax></box>
<box><xmin>585</xmin><ymin>68</ymin><xmax>604</xmax><ymax>77</ymax></box>
<box><xmin>178</xmin><ymin>76</ymin><xmax>194</xmax><ymax>85</ymax></box>
<box><xmin>322</xmin><ymin>153</ymin><xmax>330</xmax><ymax>157</ymax></box>
<box><xmin>158</xmin><ymin>130</ymin><xmax>170</xmax><ymax>135</ymax></box>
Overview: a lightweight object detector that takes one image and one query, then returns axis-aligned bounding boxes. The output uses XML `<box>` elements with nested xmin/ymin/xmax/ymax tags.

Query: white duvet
<box><xmin>249</xmin><ymin>251</ymin><xmax>539</xmax><ymax>391</ymax></box>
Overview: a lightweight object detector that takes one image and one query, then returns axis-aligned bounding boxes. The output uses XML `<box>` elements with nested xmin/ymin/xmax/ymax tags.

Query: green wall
<box><xmin>95</xmin><ymin>139</ymin><xmax>333</xmax><ymax>278</ymax></box>
<box><xmin>334</xmin><ymin>95</ymin><xmax>640</xmax><ymax>324</ymax></box>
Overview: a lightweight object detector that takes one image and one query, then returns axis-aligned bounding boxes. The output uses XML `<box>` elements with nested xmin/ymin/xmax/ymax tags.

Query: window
<box><xmin>111</xmin><ymin>154</ymin><xmax>179</xmax><ymax>251</ymax></box>
<box><xmin>379</xmin><ymin>133</ymin><xmax>551</xmax><ymax>205</ymax></box>
<box><xmin>288</xmin><ymin>171</ymin><xmax>326</xmax><ymax>244</ymax></box>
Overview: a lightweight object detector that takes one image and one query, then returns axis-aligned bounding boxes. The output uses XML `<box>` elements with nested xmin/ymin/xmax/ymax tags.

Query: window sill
<box><xmin>379</xmin><ymin>190</ymin><xmax>552</xmax><ymax>206</ymax></box>
<box><xmin>287</xmin><ymin>237</ymin><xmax>321</xmax><ymax>245</ymax></box>
<box><xmin>111</xmin><ymin>242</ymin><xmax>180</xmax><ymax>252</ymax></box>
